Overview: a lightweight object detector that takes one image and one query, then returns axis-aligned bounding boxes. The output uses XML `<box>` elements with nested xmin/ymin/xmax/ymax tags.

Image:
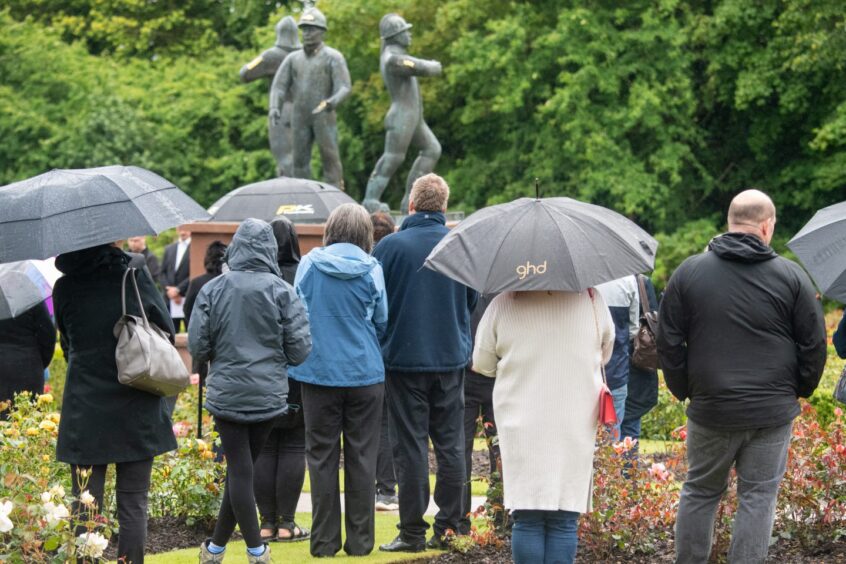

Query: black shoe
<box><xmin>426</xmin><ymin>534</ymin><xmax>450</xmax><ymax>550</ymax></box>
<box><xmin>379</xmin><ymin>535</ymin><xmax>425</xmax><ymax>553</ymax></box>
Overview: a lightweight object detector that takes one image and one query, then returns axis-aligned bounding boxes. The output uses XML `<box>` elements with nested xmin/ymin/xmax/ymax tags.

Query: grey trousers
<box><xmin>675</xmin><ymin>419</ymin><xmax>792</xmax><ymax>564</ymax></box>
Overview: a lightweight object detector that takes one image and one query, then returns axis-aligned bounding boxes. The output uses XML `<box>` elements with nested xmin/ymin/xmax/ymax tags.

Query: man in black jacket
<box><xmin>159</xmin><ymin>226</ymin><xmax>191</xmax><ymax>332</ymax></box>
<box><xmin>657</xmin><ymin>189</ymin><xmax>827</xmax><ymax>564</ymax></box>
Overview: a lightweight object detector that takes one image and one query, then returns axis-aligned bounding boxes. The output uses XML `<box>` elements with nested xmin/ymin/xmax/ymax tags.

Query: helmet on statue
<box><xmin>379</xmin><ymin>13</ymin><xmax>412</xmax><ymax>40</ymax></box>
<box><xmin>298</xmin><ymin>8</ymin><xmax>328</xmax><ymax>30</ymax></box>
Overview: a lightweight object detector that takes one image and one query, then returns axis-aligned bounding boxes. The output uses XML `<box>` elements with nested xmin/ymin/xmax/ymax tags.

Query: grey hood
<box><xmin>226</xmin><ymin>218</ymin><xmax>281</xmax><ymax>276</ymax></box>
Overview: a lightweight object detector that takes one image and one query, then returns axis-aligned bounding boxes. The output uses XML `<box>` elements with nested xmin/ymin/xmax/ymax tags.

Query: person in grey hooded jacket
<box><xmin>189</xmin><ymin>218</ymin><xmax>311</xmax><ymax>564</ymax></box>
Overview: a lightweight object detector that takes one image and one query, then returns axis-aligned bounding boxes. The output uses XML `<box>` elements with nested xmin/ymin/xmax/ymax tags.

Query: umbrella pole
<box><xmin>535</xmin><ymin>178</ymin><xmax>540</xmax><ymax>200</ymax></box>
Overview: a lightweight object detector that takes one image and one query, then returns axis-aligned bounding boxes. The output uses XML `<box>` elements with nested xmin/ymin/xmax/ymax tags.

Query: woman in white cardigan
<box><xmin>473</xmin><ymin>289</ymin><xmax>614</xmax><ymax>564</ymax></box>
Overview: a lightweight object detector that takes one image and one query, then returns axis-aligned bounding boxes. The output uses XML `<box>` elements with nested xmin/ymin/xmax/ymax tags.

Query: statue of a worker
<box><xmin>270</xmin><ymin>8</ymin><xmax>351</xmax><ymax>189</ymax></box>
<box><xmin>363</xmin><ymin>14</ymin><xmax>442</xmax><ymax>214</ymax></box>
<box><xmin>240</xmin><ymin>16</ymin><xmax>302</xmax><ymax>177</ymax></box>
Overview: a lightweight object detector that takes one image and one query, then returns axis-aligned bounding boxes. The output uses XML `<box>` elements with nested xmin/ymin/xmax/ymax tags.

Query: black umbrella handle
<box><xmin>535</xmin><ymin>178</ymin><xmax>540</xmax><ymax>200</ymax></box>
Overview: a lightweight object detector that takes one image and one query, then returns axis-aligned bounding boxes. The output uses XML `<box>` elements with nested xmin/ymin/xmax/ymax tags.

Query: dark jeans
<box><xmin>675</xmin><ymin>419</ymin><xmax>793</xmax><ymax>564</ymax></box>
<box><xmin>253</xmin><ymin>425</ymin><xmax>306</xmax><ymax>527</ymax></box>
<box><xmin>511</xmin><ymin>510</ymin><xmax>579</xmax><ymax>564</ymax></box>
<box><xmin>375</xmin><ymin>398</ymin><xmax>397</xmax><ymax>496</ymax></box>
<box><xmin>386</xmin><ymin>370</ymin><xmax>466</xmax><ymax>542</ymax></box>
<box><xmin>302</xmin><ymin>382</ymin><xmax>383</xmax><ymax>557</ymax></box>
<box><xmin>71</xmin><ymin>458</ymin><xmax>154</xmax><ymax>564</ymax></box>
<box><xmin>621</xmin><ymin>356</ymin><xmax>659</xmax><ymax>441</ymax></box>
<box><xmin>212</xmin><ymin>417</ymin><xmax>275</xmax><ymax>549</ymax></box>
<box><xmin>460</xmin><ymin>372</ymin><xmax>498</xmax><ymax>533</ymax></box>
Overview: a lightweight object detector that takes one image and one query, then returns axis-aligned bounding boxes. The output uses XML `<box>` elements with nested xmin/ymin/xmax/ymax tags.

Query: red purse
<box><xmin>588</xmin><ymin>288</ymin><xmax>617</xmax><ymax>427</ymax></box>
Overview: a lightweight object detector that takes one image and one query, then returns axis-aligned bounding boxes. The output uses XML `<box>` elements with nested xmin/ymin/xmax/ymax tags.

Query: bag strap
<box><xmin>121</xmin><ymin>268</ymin><xmax>150</xmax><ymax>329</ymax></box>
<box><xmin>587</xmin><ymin>288</ymin><xmax>608</xmax><ymax>387</ymax></box>
<box><xmin>636</xmin><ymin>274</ymin><xmax>650</xmax><ymax>317</ymax></box>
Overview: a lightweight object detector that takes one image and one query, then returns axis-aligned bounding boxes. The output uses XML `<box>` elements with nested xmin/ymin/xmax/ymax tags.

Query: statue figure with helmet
<box><xmin>269</xmin><ymin>7</ymin><xmax>352</xmax><ymax>189</ymax></box>
<box><xmin>239</xmin><ymin>16</ymin><xmax>302</xmax><ymax>177</ymax></box>
<box><xmin>362</xmin><ymin>13</ymin><xmax>443</xmax><ymax>214</ymax></box>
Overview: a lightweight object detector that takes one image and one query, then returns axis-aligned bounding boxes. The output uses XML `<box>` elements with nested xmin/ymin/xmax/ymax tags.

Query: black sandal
<box><xmin>276</xmin><ymin>520</ymin><xmax>310</xmax><ymax>543</ymax></box>
<box><xmin>259</xmin><ymin>522</ymin><xmax>277</xmax><ymax>543</ymax></box>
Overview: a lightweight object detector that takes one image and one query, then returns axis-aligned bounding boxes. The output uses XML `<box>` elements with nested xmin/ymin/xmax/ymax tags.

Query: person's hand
<box><xmin>269</xmin><ymin>108</ymin><xmax>281</xmax><ymax>125</ymax></box>
<box><xmin>312</xmin><ymin>99</ymin><xmax>332</xmax><ymax>114</ymax></box>
<box><xmin>166</xmin><ymin>286</ymin><xmax>180</xmax><ymax>300</ymax></box>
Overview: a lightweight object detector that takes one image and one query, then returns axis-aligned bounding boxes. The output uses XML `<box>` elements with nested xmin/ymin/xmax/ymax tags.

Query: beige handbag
<box><xmin>114</xmin><ymin>268</ymin><xmax>190</xmax><ymax>397</ymax></box>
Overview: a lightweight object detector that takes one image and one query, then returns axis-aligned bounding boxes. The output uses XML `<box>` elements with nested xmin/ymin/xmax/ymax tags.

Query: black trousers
<box><xmin>71</xmin><ymin>458</ymin><xmax>154</xmax><ymax>564</ymax></box>
<box><xmin>212</xmin><ymin>417</ymin><xmax>275</xmax><ymax>549</ymax></box>
<box><xmin>302</xmin><ymin>382</ymin><xmax>383</xmax><ymax>557</ymax></box>
<box><xmin>460</xmin><ymin>371</ymin><xmax>499</xmax><ymax>533</ymax></box>
<box><xmin>253</xmin><ymin>424</ymin><xmax>306</xmax><ymax>527</ymax></box>
<box><xmin>386</xmin><ymin>370</ymin><xmax>466</xmax><ymax>542</ymax></box>
<box><xmin>375</xmin><ymin>398</ymin><xmax>397</xmax><ymax>495</ymax></box>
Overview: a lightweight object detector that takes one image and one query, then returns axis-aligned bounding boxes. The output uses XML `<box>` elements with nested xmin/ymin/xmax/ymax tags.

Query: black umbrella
<box><xmin>0</xmin><ymin>260</ymin><xmax>54</xmax><ymax>320</ymax></box>
<box><xmin>0</xmin><ymin>166</ymin><xmax>209</xmax><ymax>263</ymax></box>
<box><xmin>788</xmin><ymin>199</ymin><xmax>846</xmax><ymax>302</ymax></box>
<box><xmin>424</xmin><ymin>197</ymin><xmax>657</xmax><ymax>293</ymax></box>
<box><xmin>207</xmin><ymin>177</ymin><xmax>357</xmax><ymax>224</ymax></box>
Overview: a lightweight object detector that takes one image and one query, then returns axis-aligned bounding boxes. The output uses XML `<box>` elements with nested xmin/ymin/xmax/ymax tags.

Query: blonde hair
<box><xmin>324</xmin><ymin>203</ymin><xmax>374</xmax><ymax>253</ymax></box>
<box><xmin>409</xmin><ymin>173</ymin><xmax>449</xmax><ymax>212</ymax></box>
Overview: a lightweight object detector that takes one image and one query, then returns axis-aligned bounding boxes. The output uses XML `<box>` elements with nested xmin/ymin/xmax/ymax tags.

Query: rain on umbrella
<box><xmin>0</xmin><ymin>166</ymin><xmax>210</xmax><ymax>263</ymax></box>
<box><xmin>0</xmin><ymin>260</ymin><xmax>55</xmax><ymax>321</ymax></box>
<box><xmin>787</xmin><ymin>199</ymin><xmax>846</xmax><ymax>302</ymax></box>
<box><xmin>424</xmin><ymin>197</ymin><xmax>657</xmax><ymax>294</ymax></box>
<box><xmin>207</xmin><ymin>177</ymin><xmax>357</xmax><ymax>224</ymax></box>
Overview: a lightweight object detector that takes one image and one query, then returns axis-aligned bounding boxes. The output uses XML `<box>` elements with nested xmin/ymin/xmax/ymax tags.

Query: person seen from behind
<box><xmin>289</xmin><ymin>204</ymin><xmax>388</xmax><ymax>557</ymax></box>
<box><xmin>374</xmin><ymin>174</ymin><xmax>478</xmax><ymax>553</ymax></box>
<box><xmin>253</xmin><ymin>216</ymin><xmax>310</xmax><ymax>544</ymax></box>
<box><xmin>473</xmin><ymin>288</ymin><xmax>614</xmax><ymax>564</ymax></box>
<box><xmin>53</xmin><ymin>245</ymin><xmax>176</xmax><ymax>564</ymax></box>
<box><xmin>0</xmin><ymin>301</ymin><xmax>54</xmax><ymax>408</ymax></box>
<box><xmin>657</xmin><ymin>189</ymin><xmax>827</xmax><ymax>564</ymax></box>
<box><xmin>369</xmin><ymin>210</ymin><xmax>400</xmax><ymax>512</ymax></box>
<box><xmin>189</xmin><ymin>218</ymin><xmax>311</xmax><ymax>564</ymax></box>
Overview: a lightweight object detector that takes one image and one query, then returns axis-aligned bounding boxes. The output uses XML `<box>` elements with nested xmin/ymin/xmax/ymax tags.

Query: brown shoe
<box><xmin>246</xmin><ymin>544</ymin><xmax>271</xmax><ymax>563</ymax></box>
<box><xmin>199</xmin><ymin>539</ymin><xmax>225</xmax><ymax>563</ymax></box>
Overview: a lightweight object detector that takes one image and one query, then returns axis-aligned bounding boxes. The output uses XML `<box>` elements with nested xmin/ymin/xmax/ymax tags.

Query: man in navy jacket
<box><xmin>373</xmin><ymin>174</ymin><xmax>478</xmax><ymax>553</ymax></box>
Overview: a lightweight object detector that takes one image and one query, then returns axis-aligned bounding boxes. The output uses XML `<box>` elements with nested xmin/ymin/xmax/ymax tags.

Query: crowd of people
<box><xmin>0</xmin><ymin>176</ymin><xmax>843</xmax><ymax>564</ymax></box>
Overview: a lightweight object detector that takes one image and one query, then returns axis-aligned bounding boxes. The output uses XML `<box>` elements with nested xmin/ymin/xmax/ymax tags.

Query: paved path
<box><xmin>295</xmin><ymin>493</ymin><xmax>487</xmax><ymax>517</ymax></box>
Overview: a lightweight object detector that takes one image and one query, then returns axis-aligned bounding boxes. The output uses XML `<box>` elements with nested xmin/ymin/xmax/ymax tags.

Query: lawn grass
<box><xmin>300</xmin><ymin>470</ymin><xmax>489</xmax><ymax>496</ymax></box>
<box><xmin>639</xmin><ymin>438</ymin><xmax>681</xmax><ymax>454</ymax></box>
<box><xmin>141</xmin><ymin>512</ymin><xmax>433</xmax><ymax>563</ymax></box>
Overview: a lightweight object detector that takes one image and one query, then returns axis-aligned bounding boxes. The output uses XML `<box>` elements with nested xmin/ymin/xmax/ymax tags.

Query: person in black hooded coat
<box><xmin>53</xmin><ymin>244</ymin><xmax>177</xmax><ymax>564</ymax></box>
<box><xmin>0</xmin><ymin>301</ymin><xmax>55</xmax><ymax>406</ymax></box>
<box><xmin>252</xmin><ymin>216</ymin><xmax>311</xmax><ymax>543</ymax></box>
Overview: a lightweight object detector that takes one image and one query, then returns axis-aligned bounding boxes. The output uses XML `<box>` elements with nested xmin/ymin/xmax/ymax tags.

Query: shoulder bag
<box><xmin>631</xmin><ymin>274</ymin><xmax>660</xmax><ymax>371</ymax></box>
<box><xmin>114</xmin><ymin>268</ymin><xmax>190</xmax><ymax>397</ymax></box>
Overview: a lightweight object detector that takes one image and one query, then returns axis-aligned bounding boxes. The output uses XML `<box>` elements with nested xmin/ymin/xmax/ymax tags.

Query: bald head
<box><xmin>727</xmin><ymin>189</ymin><xmax>777</xmax><ymax>244</ymax></box>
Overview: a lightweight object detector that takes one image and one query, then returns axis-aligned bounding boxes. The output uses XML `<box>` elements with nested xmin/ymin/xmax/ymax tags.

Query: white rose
<box><xmin>41</xmin><ymin>491</ymin><xmax>52</xmax><ymax>503</ymax></box>
<box><xmin>77</xmin><ymin>532</ymin><xmax>109</xmax><ymax>559</ymax></box>
<box><xmin>79</xmin><ymin>490</ymin><xmax>96</xmax><ymax>508</ymax></box>
<box><xmin>43</xmin><ymin>501</ymin><xmax>70</xmax><ymax>527</ymax></box>
<box><xmin>0</xmin><ymin>501</ymin><xmax>13</xmax><ymax>533</ymax></box>
<box><xmin>49</xmin><ymin>485</ymin><xmax>66</xmax><ymax>499</ymax></box>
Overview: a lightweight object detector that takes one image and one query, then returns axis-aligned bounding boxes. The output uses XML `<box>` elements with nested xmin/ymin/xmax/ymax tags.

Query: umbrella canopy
<box><xmin>424</xmin><ymin>197</ymin><xmax>658</xmax><ymax>293</ymax></box>
<box><xmin>207</xmin><ymin>177</ymin><xmax>356</xmax><ymax>224</ymax></box>
<box><xmin>0</xmin><ymin>260</ymin><xmax>54</xmax><ymax>320</ymax></box>
<box><xmin>0</xmin><ymin>166</ymin><xmax>209</xmax><ymax>263</ymax></box>
<box><xmin>787</xmin><ymin>199</ymin><xmax>846</xmax><ymax>302</ymax></box>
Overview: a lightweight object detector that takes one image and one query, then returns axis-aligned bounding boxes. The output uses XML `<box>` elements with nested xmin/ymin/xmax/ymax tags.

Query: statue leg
<box><xmin>401</xmin><ymin>121</ymin><xmax>441</xmax><ymax>214</ymax></box>
<box><xmin>292</xmin><ymin>115</ymin><xmax>314</xmax><ymax>180</ymax></box>
<box><xmin>313</xmin><ymin>112</ymin><xmax>344</xmax><ymax>189</ymax></box>
<box><xmin>363</xmin><ymin>127</ymin><xmax>414</xmax><ymax>212</ymax></box>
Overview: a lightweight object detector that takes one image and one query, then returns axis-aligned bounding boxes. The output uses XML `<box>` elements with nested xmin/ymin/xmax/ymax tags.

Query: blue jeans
<box><xmin>511</xmin><ymin>510</ymin><xmax>579</xmax><ymax>564</ymax></box>
<box><xmin>610</xmin><ymin>384</ymin><xmax>627</xmax><ymax>440</ymax></box>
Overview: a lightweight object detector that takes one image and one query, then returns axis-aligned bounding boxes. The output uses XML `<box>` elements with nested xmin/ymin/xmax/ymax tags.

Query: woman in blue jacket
<box><xmin>290</xmin><ymin>203</ymin><xmax>388</xmax><ymax>557</ymax></box>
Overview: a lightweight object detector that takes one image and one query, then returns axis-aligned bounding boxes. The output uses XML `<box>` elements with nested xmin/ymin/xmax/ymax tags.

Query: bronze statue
<box><xmin>240</xmin><ymin>16</ymin><xmax>302</xmax><ymax>177</ymax></box>
<box><xmin>269</xmin><ymin>7</ymin><xmax>351</xmax><ymax>189</ymax></box>
<box><xmin>363</xmin><ymin>14</ymin><xmax>442</xmax><ymax>214</ymax></box>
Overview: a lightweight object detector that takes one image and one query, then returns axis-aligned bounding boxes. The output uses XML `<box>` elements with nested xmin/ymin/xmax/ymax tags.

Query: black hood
<box><xmin>55</xmin><ymin>244</ymin><xmax>128</xmax><ymax>275</ymax></box>
<box><xmin>708</xmin><ymin>232</ymin><xmax>778</xmax><ymax>263</ymax></box>
<box><xmin>270</xmin><ymin>217</ymin><xmax>301</xmax><ymax>268</ymax></box>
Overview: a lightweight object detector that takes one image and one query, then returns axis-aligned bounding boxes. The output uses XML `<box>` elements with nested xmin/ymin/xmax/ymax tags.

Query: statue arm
<box><xmin>324</xmin><ymin>52</ymin><xmax>352</xmax><ymax>109</ymax></box>
<box><xmin>269</xmin><ymin>57</ymin><xmax>292</xmax><ymax>122</ymax></box>
<box><xmin>240</xmin><ymin>48</ymin><xmax>283</xmax><ymax>82</ymax></box>
<box><xmin>385</xmin><ymin>54</ymin><xmax>442</xmax><ymax>77</ymax></box>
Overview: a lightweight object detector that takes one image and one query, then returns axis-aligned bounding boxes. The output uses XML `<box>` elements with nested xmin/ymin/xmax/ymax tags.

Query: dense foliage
<box><xmin>1</xmin><ymin>1</ymin><xmax>844</xmax><ymax>277</ymax></box>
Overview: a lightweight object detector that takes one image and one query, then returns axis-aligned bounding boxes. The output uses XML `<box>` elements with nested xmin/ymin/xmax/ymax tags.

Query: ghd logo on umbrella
<box><xmin>276</xmin><ymin>204</ymin><xmax>315</xmax><ymax>215</ymax></box>
<box><xmin>516</xmin><ymin>260</ymin><xmax>548</xmax><ymax>280</ymax></box>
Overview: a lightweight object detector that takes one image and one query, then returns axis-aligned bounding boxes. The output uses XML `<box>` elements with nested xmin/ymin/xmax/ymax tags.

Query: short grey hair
<box><xmin>410</xmin><ymin>173</ymin><xmax>449</xmax><ymax>212</ymax></box>
<box><xmin>324</xmin><ymin>203</ymin><xmax>374</xmax><ymax>253</ymax></box>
